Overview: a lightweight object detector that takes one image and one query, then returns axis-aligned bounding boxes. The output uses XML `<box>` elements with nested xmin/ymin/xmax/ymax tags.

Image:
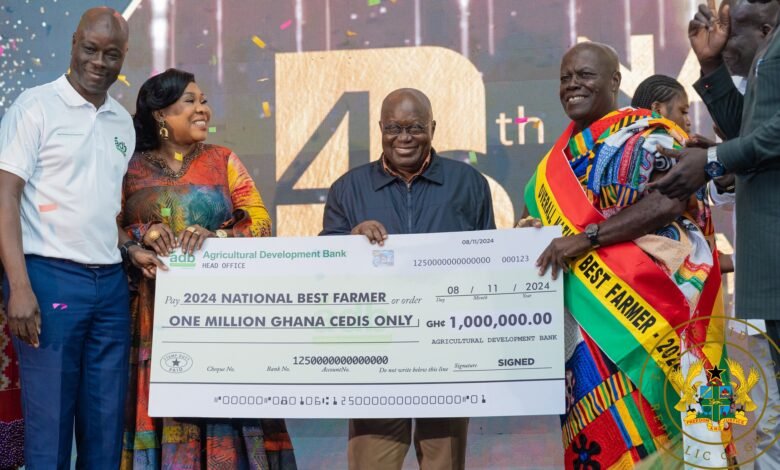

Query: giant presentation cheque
<box><xmin>149</xmin><ymin>227</ymin><xmax>564</xmax><ymax>418</ymax></box>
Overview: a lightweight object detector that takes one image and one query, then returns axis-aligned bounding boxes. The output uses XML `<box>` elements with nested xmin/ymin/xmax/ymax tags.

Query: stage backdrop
<box><xmin>0</xmin><ymin>1</ymin><xmax>730</xmax><ymax>468</ymax></box>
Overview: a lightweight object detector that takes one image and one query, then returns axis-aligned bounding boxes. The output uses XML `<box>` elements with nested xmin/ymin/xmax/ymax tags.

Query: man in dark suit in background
<box><xmin>721</xmin><ymin>0</ymin><xmax>779</xmax><ymax>84</ymax></box>
<box><xmin>654</xmin><ymin>1</ymin><xmax>780</xmax><ymax>333</ymax></box>
<box><xmin>652</xmin><ymin>2</ymin><xmax>780</xmax><ymax>465</ymax></box>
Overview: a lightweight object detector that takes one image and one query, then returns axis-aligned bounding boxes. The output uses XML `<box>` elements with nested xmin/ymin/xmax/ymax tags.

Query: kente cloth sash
<box><xmin>524</xmin><ymin>117</ymin><xmax>725</xmax><ymax>438</ymax></box>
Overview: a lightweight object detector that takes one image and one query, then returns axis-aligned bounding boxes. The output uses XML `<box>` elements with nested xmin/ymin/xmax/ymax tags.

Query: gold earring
<box><xmin>158</xmin><ymin>119</ymin><xmax>169</xmax><ymax>140</ymax></box>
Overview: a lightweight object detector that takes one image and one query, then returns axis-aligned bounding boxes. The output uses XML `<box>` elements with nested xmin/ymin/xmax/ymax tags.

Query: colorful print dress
<box><xmin>120</xmin><ymin>144</ymin><xmax>296</xmax><ymax>470</ymax></box>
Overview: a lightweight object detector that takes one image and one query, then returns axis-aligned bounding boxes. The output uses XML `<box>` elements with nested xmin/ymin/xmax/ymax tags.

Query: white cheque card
<box><xmin>149</xmin><ymin>228</ymin><xmax>564</xmax><ymax>418</ymax></box>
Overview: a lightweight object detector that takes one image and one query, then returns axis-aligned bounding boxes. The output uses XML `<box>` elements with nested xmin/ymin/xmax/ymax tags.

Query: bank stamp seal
<box><xmin>638</xmin><ymin>316</ymin><xmax>779</xmax><ymax>469</ymax></box>
<box><xmin>161</xmin><ymin>352</ymin><xmax>193</xmax><ymax>374</ymax></box>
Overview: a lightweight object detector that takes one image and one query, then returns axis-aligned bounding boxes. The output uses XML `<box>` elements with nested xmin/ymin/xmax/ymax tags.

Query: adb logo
<box><xmin>169</xmin><ymin>251</ymin><xmax>196</xmax><ymax>268</ymax></box>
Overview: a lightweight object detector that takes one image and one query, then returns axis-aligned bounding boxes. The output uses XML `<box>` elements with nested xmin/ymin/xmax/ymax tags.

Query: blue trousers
<box><xmin>2</xmin><ymin>256</ymin><xmax>130</xmax><ymax>469</ymax></box>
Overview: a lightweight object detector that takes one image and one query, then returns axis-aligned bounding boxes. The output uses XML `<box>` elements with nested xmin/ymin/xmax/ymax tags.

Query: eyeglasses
<box><xmin>382</xmin><ymin>123</ymin><xmax>428</xmax><ymax>136</ymax></box>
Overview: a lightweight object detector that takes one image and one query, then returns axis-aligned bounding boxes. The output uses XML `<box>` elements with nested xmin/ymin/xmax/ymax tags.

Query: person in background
<box><xmin>653</xmin><ymin>2</ymin><xmax>780</xmax><ymax>335</ymax></box>
<box><xmin>699</xmin><ymin>0</ymin><xmax>778</xmax><ymax>272</ymax></box>
<box><xmin>697</xmin><ymin>0</ymin><xmax>778</xmax><ymax>199</ymax></box>
<box><xmin>722</xmin><ymin>0</ymin><xmax>779</xmax><ymax>92</ymax></box>
<box><xmin>120</xmin><ymin>68</ymin><xmax>296</xmax><ymax>470</ymax></box>
<box><xmin>658</xmin><ymin>2</ymin><xmax>780</xmax><ymax>467</ymax></box>
<box><xmin>630</xmin><ymin>74</ymin><xmax>692</xmax><ymax>134</ymax></box>
<box><xmin>630</xmin><ymin>74</ymin><xmax>738</xmax><ymax>275</ymax></box>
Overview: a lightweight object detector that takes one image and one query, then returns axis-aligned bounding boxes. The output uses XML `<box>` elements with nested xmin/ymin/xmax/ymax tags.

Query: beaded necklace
<box><xmin>142</xmin><ymin>142</ymin><xmax>206</xmax><ymax>178</ymax></box>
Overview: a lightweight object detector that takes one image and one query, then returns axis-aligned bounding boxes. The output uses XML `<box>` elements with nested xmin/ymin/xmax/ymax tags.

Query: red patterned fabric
<box><xmin>0</xmin><ymin>297</ymin><xmax>24</xmax><ymax>469</ymax></box>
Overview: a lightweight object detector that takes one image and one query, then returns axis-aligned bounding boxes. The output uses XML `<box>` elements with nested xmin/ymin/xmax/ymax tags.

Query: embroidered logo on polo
<box><xmin>114</xmin><ymin>137</ymin><xmax>128</xmax><ymax>157</ymax></box>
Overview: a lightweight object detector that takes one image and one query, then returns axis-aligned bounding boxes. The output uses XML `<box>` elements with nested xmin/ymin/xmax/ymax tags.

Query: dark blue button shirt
<box><xmin>321</xmin><ymin>151</ymin><xmax>495</xmax><ymax>235</ymax></box>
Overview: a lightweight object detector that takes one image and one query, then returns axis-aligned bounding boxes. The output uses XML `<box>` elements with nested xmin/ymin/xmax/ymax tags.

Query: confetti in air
<box><xmin>38</xmin><ymin>203</ymin><xmax>58</xmax><ymax>212</ymax></box>
<box><xmin>468</xmin><ymin>151</ymin><xmax>478</xmax><ymax>164</ymax></box>
<box><xmin>280</xmin><ymin>20</ymin><xmax>293</xmax><ymax>30</ymax></box>
<box><xmin>160</xmin><ymin>207</ymin><xmax>172</xmax><ymax>217</ymax></box>
<box><xmin>117</xmin><ymin>75</ymin><xmax>131</xmax><ymax>87</ymax></box>
<box><xmin>257</xmin><ymin>77</ymin><xmax>269</xmax><ymax>82</ymax></box>
<box><xmin>52</xmin><ymin>303</ymin><xmax>68</xmax><ymax>310</ymax></box>
<box><xmin>174</xmin><ymin>152</ymin><xmax>183</xmax><ymax>161</ymax></box>
<box><xmin>251</xmin><ymin>35</ymin><xmax>266</xmax><ymax>49</ymax></box>
<box><xmin>208</xmin><ymin>126</ymin><xmax>217</xmax><ymax>133</ymax></box>
<box><xmin>0</xmin><ymin>1</ymin><xmax>60</xmax><ymax>111</ymax></box>
<box><xmin>515</xmin><ymin>117</ymin><xmax>528</xmax><ymax>124</ymax></box>
<box><xmin>368</xmin><ymin>0</ymin><xmax>381</xmax><ymax>6</ymax></box>
<box><xmin>346</xmin><ymin>30</ymin><xmax>358</xmax><ymax>37</ymax></box>
<box><xmin>262</xmin><ymin>101</ymin><xmax>272</xmax><ymax>117</ymax></box>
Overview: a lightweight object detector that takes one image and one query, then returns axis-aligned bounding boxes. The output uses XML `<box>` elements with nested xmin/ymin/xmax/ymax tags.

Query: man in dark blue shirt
<box><xmin>321</xmin><ymin>88</ymin><xmax>494</xmax><ymax>469</ymax></box>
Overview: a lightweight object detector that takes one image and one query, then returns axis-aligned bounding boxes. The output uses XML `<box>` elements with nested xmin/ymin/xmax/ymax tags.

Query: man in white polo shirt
<box><xmin>0</xmin><ymin>7</ymin><xmax>162</xmax><ymax>468</ymax></box>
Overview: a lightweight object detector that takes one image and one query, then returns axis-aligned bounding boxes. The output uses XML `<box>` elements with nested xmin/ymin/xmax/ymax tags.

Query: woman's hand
<box><xmin>178</xmin><ymin>224</ymin><xmax>214</xmax><ymax>255</ymax></box>
<box><xmin>143</xmin><ymin>223</ymin><xmax>177</xmax><ymax>256</ymax></box>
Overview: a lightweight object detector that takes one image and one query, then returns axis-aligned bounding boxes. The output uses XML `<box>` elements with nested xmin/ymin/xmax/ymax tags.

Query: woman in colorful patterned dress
<box><xmin>120</xmin><ymin>69</ymin><xmax>296</xmax><ymax>470</ymax></box>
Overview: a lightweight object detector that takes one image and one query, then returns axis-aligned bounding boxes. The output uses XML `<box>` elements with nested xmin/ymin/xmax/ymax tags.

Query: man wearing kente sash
<box><xmin>518</xmin><ymin>42</ymin><xmax>729</xmax><ymax>468</ymax></box>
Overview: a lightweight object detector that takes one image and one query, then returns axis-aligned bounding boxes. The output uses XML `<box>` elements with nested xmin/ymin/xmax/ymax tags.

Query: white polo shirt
<box><xmin>0</xmin><ymin>74</ymin><xmax>134</xmax><ymax>264</ymax></box>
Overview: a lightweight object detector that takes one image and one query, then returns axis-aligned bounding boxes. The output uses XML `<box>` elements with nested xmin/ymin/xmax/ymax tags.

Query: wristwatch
<box><xmin>584</xmin><ymin>223</ymin><xmax>600</xmax><ymax>249</ymax></box>
<box><xmin>120</xmin><ymin>240</ymin><xmax>142</xmax><ymax>262</ymax></box>
<box><xmin>215</xmin><ymin>229</ymin><xmax>228</xmax><ymax>238</ymax></box>
<box><xmin>705</xmin><ymin>146</ymin><xmax>726</xmax><ymax>180</ymax></box>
